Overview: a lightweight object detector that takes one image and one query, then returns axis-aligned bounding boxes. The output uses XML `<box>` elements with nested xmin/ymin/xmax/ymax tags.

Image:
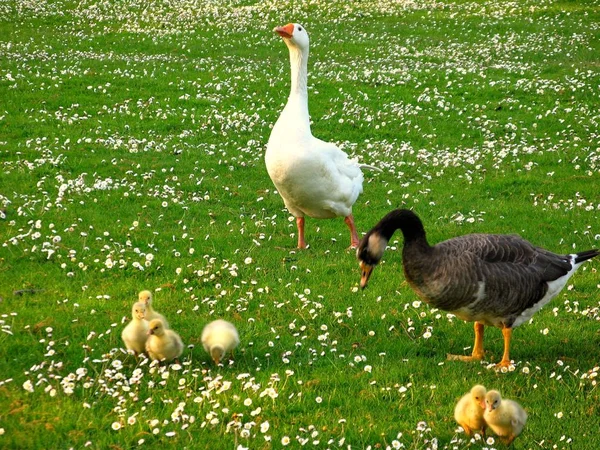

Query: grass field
<box><xmin>1</xmin><ymin>0</ymin><xmax>599</xmax><ymax>448</ymax></box>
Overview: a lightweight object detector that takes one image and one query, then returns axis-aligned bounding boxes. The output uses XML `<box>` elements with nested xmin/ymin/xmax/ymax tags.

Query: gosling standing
<box><xmin>454</xmin><ymin>385</ymin><xmax>487</xmax><ymax>436</ymax></box>
<box><xmin>121</xmin><ymin>301</ymin><xmax>149</xmax><ymax>355</ymax></box>
<box><xmin>139</xmin><ymin>289</ymin><xmax>169</xmax><ymax>328</ymax></box>
<box><xmin>484</xmin><ymin>390</ymin><xmax>527</xmax><ymax>445</ymax></box>
<box><xmin>201</xmin><ymin>319</ymin><xmax>240</xmax><ymax>365</ymax></box>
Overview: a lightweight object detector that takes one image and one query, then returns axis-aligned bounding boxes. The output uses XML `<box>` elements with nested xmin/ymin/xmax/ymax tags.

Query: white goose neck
<box><xmin>287</xmin><ymin>44</ymin><xmax>309</xmax><ymax>102</ymax></box>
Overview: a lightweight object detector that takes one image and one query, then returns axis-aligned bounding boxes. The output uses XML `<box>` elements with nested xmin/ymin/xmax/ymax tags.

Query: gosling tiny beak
<box><xmin>359</xmin><ymin>261</ymin><xmax>374</xmax><ymax>289</ymax></box>
<box><xmin>147</xmin><ymin>329</ymin><xmax>154</xmax><ymax>336</ymax></box>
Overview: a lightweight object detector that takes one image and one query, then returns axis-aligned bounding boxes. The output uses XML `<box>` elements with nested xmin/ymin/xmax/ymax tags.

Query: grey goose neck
<box><xmin>376</xmin><ymin>209</ymin><xmax>428</xmax><ymax>244</ymax></box>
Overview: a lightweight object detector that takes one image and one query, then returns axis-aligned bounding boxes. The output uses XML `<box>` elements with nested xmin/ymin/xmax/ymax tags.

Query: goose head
<box><xmin>132</xmin><ymin>302</ymin><xmax>147</xmax><ymax>320</ymax></box>
<box><xmin>485</xmin><ymin>390</ymin><xmax>502</xmax><ymax>412</ymax></box>
<box><xmin>148</xmin><ymin>319</ymin><xmax>165</xmax><ymax>337</ymax></box>
<box><xmin>470</xmin><ymin>385</ymin><xmax>487</xmax><ymax>409</ymax></box>
<box><xmin>274</xmin><ymin>23</ymin><xmax>309</xmax><ymax>50</ymax></box>
<box><xmin>356</xmin><ymin>209</ymin><xmax>428</xmax><ymax>289</ymax></box>
<box><xmin>357</xmin><ymin>232</ymin><xmax>389</xmax><ymax>289</ymax></box>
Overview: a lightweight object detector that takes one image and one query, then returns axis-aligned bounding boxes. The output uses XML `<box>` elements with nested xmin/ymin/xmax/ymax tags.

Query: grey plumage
<box><xmin>357</xmin><ymin>208</ymin><xmax>599</xmax><ymax>366</ymax></box>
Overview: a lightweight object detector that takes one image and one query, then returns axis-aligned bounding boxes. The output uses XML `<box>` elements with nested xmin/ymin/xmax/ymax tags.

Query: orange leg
<box><xmin>496</xmin><ymin>326</ymin><xmax>513</xmax><ymax>368</ymax></box>
<box><xmin>472</xmin><ymin>322</ymin><xmax>485</xmax><ymax>360</ymax></box>
<box><xmin>344</xmin><ymin>214</ymin><xmax>360</xmax><ymax>249</ymax></box>
<box><xmin>447</xmin><ymin>322</ymin><xmax>485</xmax><ymax>362</ymax></box>
<box><xmin>296</xmin><ymin>217</ymin><xmax>307</xmax><ymax>249</ymax></box>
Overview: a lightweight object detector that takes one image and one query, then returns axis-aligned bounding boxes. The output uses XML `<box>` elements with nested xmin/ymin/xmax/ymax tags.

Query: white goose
<box><xmin>266</xmin><ymin>23</ymin><xmax>378</xmax><ymax>249</ymax></box>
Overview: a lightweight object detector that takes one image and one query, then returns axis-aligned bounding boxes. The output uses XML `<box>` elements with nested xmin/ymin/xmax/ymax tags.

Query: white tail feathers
<box><xmin>358</xmin><ymin>163</ymin><xmax>382</xmax><ymax>172</ymax></box>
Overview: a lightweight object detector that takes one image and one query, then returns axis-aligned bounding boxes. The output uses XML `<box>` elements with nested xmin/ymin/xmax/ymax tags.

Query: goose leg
<box><xmin>344</xmin><ymin>214</ymin><xmax>360</xmax><ymax>248</ymax></box>
<box><xmin>296</xmin><ymin>217</ymin><xmax>307</xmax><ymax>249</ymax></box>
<box><xmin>496</xmin><ymin>326</ymin><xmax>513</xmax><ymax>368</ymax></box>
<box><xmin>447</xmin><ymin>322</ymin><xmax>485</xmax><ymax>362</ymax></box>
<box><xmin>471</xmin><ymin>322</ymin><xmax>485</xmax><ymax>360</ymax></box>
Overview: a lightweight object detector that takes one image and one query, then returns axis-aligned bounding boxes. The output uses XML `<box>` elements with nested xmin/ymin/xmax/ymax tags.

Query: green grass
<box><xmin>1</xmin><ymin>0</ymin><xmax>599</xmax><ymax>448</ymax></box>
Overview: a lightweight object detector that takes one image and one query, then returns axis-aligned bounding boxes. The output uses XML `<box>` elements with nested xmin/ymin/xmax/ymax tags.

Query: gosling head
<box><xmin>138</xmin><ymin>290</ymin><xmax>153</xmax><ymax>305</ymax></box>
<box><xmin>147</xmin><ymin>319</ymin><xmax>165</xmax><ymax>337</ymax></box>
<box><xmin>485</xmin><ymin>390</ymin><xmax>502</xmax><ymax>412</ymax></box>
<box><xmin>210</xmin><ymin>345</ymin><xmax>225</xmax><ymax>365</ymax></box>
<box><xmin>132</xmin><ymin>302</ymin><xmax>147</xmax><ymax>320</ymax></box>
<box><xmin>470</xmin><ymin>385</ymin><xmax>487</xmax><ymax>409</ymax></box>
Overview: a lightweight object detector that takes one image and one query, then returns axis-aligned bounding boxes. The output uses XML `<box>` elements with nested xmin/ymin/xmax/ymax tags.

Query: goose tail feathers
<box><xmin>574</xmin><ymin>249</ymin><xmax>600</xmax><ymax>265</ymax></box>
<box><xmin>358</xmin><ymin>163</ymin><xmax>382</xmax><ymax>172</ymax></box>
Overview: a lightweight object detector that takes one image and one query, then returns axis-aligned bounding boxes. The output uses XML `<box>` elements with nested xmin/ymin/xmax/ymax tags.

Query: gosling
<box><xmin>145</xmin><ymin>318</ymin><xmax>183</xmax><ymax>362</ymax></box>
<box><xmin>201</xmin><ymin>319</ymin><xmax>240</xmax><ymax>365</ymax></box>
<box><xmin>121</xmin><ymin>301</ymin><xmax>149</xmax><ymax>355</ymax></box>
<box><xmin>484</xmin><ymin>390</ymin><xmax>527</xmax><ymax>445</ymax></box>
<box><xmin>454</xmin><ymin>384</ymin><xmax>487</xmax><ymax>436</ymax></box>
<box><xmin>138</xmin><ymin>289</ymin><xmax>169</xmax><ymax>328</ymax></box>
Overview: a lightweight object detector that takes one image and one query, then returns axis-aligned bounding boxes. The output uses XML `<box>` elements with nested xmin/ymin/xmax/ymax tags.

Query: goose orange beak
<box><xmin>360</xmin><ymin>261</ymin><xmax>374</xmax><ymax>289</ymax></box>
<box><xmin>274</xmin><ymin>23</ymin><xmax>294</xmax><ymax>39</ymax></box>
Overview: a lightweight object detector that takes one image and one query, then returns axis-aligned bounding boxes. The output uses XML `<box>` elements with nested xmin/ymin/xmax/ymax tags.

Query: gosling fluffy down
<box><xmin>201</xmin><ymin>319</ymin><xmax>240</xmax><ymax>365</ymax></box>
<box><xmin>145</xmin><ymin>318</ymin><xmax>184</xmax><ymax>362</ymax></box>
<box><xmin>454</xmin><ymin>385</ymin><xmax>487</xmax><ymax>436</ymax></box>
<box><xmin>138</xmin><ymin>289</ymin><xmax>170</xmax><ymax>328</ymax></box>
<box><xmin>484</xmin><ymin>390</ymin><xmax>527</xmax><ymax>445</ymax></box>
<box><xmin>121</xmin><ymin>301</ymin><xmax>149</xmax><ymax>355</ymax></box>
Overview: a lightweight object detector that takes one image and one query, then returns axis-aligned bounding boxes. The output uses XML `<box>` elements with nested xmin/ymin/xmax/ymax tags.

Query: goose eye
<box><xmin>298</xmin><ymin>26</ymin><xmax>303</xmax><ymax>31</ymax></box>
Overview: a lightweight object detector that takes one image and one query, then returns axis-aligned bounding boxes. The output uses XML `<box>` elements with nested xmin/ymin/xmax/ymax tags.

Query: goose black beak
<box><xmin>359</xmin><ymin>261</ymin><xmax>374</xmax><ymax>289</ymax></box>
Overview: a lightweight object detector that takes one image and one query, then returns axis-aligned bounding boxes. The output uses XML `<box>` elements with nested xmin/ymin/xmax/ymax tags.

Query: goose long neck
<box><xmin>382</xmin><ymin>209</ymin><xmax>429</xmax><ymax>248</ymax></box>
<box><xmin>287</xmin><ymin>45</ymin><xmax>309</xmax><ymax>105</ymax></box>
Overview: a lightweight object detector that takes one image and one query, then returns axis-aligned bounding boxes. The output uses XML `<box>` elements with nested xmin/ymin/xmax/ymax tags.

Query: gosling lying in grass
<box><xmin>145</xmin><ymin>318</ymin><xmax>183</xmax><ymax>363</ymax></box>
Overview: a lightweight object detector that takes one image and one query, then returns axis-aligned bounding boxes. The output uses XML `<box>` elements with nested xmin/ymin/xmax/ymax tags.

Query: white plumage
<box><xmin>454</xmin><ymin>385</ymin><xmax>487</xmax><ymax>436</ymax></box>
<box><xmin>484</xmin><ymin>390</ymin><xmax>527</xmax><ymax>445</ymax></box>
<box><xmin>121</xmin><ymin>301</ymin><xmax>149</xmax><ymax>355</ymax></box>
<box><xmin>138</xmin><ymin>289</ymin><xmax>169</xmax><ymax>328</ymax></box>
<box><xmin>145</xmin><ymin>318</ymin><xmax>183</xmax><ymax>362</ymax></box>
<box><xmin>266</xmin><ymin>23</ymin><xmax>377</xmax><ymax>249</ymax></box>
<box><xmin>201</xmin><ymin>319</ymin><xmax>240</xmax><ymax>365</ymax></box>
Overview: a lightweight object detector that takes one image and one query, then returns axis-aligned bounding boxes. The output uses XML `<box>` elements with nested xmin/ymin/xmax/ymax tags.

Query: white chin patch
<box><xmin>368</xmin><ymin>234</ymin><xmax>388</xmax><ymax>260</ymax></box>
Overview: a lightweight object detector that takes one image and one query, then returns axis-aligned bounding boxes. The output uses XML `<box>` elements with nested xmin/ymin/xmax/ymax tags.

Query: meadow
<box><xmin>1</xmin><ymin>0</ymin><xmax>599</xmax><ymax>448</ymax></box>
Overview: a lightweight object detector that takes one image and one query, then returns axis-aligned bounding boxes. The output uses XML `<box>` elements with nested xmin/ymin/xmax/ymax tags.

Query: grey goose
<box><xmin>356</xmin><ymin>209</ymin><xmax>599</xmax><ymax>367</ymax></box>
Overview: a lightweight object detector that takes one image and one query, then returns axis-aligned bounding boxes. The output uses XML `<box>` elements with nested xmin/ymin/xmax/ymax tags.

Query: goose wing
<box><xmin>406</xmin><ymin>234</ymin><xmax>572</xmax><ymax>325</ymax></box>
